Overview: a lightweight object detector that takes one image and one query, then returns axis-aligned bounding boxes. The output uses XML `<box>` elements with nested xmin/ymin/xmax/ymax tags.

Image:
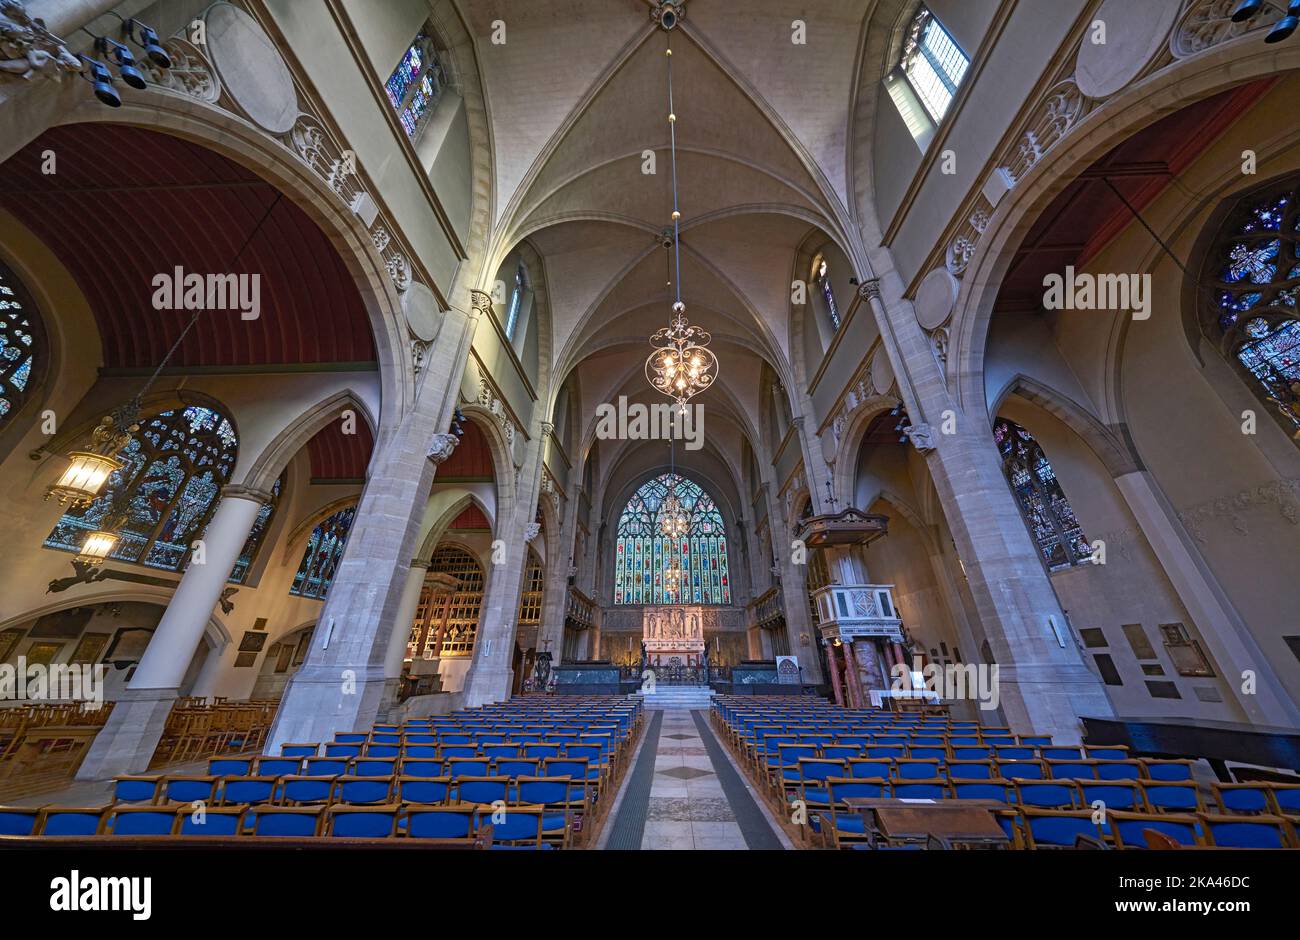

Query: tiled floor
<box><xmin>634</xmin><ymin>710</ymin><xmax>791</xmax><ymax>850</ymax></box>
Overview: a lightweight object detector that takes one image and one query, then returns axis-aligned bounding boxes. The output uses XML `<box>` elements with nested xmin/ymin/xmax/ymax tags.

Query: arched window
<box><xmin>409</xmin><ymin>545</ymin><xmax>485</xmax><ymax>659</ymax></box>
<box><xmin>291</xmin><ymin>504</ymin><xmax>355</xmax><ymax>600</ymax></box>
<box><xmin>385</xmin><ymin>28</ymin><xmax>446</xmax><ymax>140</ymax></box>
<box><xmin>993</xmin><ymin>418</ymin><xmax>1089</xmax><ymax>571</ymax></box>
<box><xmin>505</xmin><ymin>261</ymin><xmax>527</xmax><ymax>343</ymax></box>
<box><xmin>229</xmin><ymin>474</ymin><xmax>283</xmax><ymax>584</ymax></box>
<box><xmin>614</xmin><ymin>473</ymin><xmax>731</xmax><ymax>605</ymax></box>
<box><xmin>1204</xmin><ymin>180</ymin><xmax>1300</xmax><ymax>437</ymax></box>
<box><xmin>0</xmin><ymin>261</ymin><xmax>44</xmax><ymax>428</ymax></box>
<box><xmin>45</xmin><ymin>405</ymin><xmax>238</xmax><ymax>570</ymax></box>
<box><xmin>816</xmin><ymin>258</ymin><xmax>841</xmax><ymax>331</ymax></box>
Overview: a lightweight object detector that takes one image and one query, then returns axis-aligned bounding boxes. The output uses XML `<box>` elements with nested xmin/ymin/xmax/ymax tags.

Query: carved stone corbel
<box><xmin>428</xmin><ymin>433</ymin><xmax>460</xmax><ymax>465</ymax></box>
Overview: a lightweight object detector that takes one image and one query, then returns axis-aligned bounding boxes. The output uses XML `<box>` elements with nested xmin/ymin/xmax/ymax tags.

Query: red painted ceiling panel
<box><xmin>450</xmin><ymin>504</ymin><xmax>491</xmax><ymax>530</ymax></box>
<box><xmin>438</xmin><ymin>419</ymin><xmax>494</xmax><ymax>478</ymax></box>
<box><xmin>0</xmin><ymin>124</ymin><xmax>376</xmax><ymax>368</ymax></box>
<box><xmin>995</xmin><ymin>80</ymin><xmax>1274</xmax><ymax>313</ymax></box>
<box><xmin>306</xmin><ymin>418</ymin><xmax>374</xmax><ymax>481</ymax></box>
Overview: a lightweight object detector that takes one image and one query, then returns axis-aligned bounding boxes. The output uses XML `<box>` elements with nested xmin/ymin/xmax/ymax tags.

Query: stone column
<box><xmin>77</xmin><ymin>485</ymin><xmax>270</xmax><ymax>778</ymax></box>
<box><xmin>859</xmin><ymin>277</ymin><xmax>1113</xmax><ymax>742</ymax></box>
<box><xmin>460</xmin><ymin>425</ymin><xmax>546</xmax><ymax>707</ymax></box>
<box><xmin>855</xmin><ymin>639</ymin><xmax>888</xmax><ymax>696</ymax></box>
<box><xmin>266</xmin><ymin>299</ymin><xmax>481</xmax><ymax>752</ymax></box>
<box><xmin>536</xmin><ymin>470</ymin><xmax>576</xmax><ymax>660</ymax></box>
<box><xmin>762</xmin><ymin>482</ymin><xmax>823</xmax><ymax>683</ymax></box>
<box><xmin>374</xmin><ymin>559</ymin><xmax>431</xmax><ymax>716</ymax></box>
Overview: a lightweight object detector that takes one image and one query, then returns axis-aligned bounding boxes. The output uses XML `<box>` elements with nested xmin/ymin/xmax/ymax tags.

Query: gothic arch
<box><xmin>946</xmin><ymin>37</ymin><xmax>1300</xmax><ymax>415</ymax></box>
<box><xmin>240</xmin><ymin>390</ymin><xmax>378</xmax><ymax>494</ymax></box>
<box><xmin>990</xmin><ymin>375</ymin><xmax>1143</xmax><ymax>479</ymax></box>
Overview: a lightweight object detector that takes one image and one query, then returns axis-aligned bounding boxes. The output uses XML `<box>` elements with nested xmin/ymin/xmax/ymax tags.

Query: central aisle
<box><xmin>600</xmin><ymin>708</ymin><xmax>790</xmax><ymax>850</ymax></box>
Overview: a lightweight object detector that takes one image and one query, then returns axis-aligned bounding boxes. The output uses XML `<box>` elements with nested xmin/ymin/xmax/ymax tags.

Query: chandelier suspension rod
<box><xmin>667</xmin><ymin>38</ymin><xmax>682</xmax><ymax>307</ymax></box>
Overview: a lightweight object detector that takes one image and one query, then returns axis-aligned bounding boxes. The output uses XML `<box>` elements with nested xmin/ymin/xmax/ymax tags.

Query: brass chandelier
<box><xmin>645</xmin><ymin>40</ymin><xmax>717</xmax><ymax>411</ymax></box>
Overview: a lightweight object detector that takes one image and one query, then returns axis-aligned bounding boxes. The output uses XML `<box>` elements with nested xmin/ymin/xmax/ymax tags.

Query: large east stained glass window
<box><xmin>45</xmin><ymin>406</ymin><xmax>238</xmax><ymax>571</ymax></box>
<box><xmin>291</xmin><ymin>505</ymin><xmax>356</xmax><ymax>600</ymax></box>
<box><xmin>994</xmin><ymin>418</ymin><xmax>1090</xmax><ymax>571</ymax></box>
<box><xmin>385</xmin><ymin>31</ymin><xmax>446</xmax><ymax>140</ymax></box>
<box><xmin>614</xmin><ymin>473</ymin><xmax>731</xmax><ymax>605</ymax></box>
<box><xmin>1206</xmin><ymin>180</ymin><xmax>1300</xmax><ymax>436</ymax></box>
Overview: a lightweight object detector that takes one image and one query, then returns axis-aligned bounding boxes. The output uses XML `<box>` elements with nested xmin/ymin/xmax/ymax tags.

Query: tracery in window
<box><xmin>385</xmin><ymin>30</ymin><xmax>447</xmax><ymax>140</ymax></box>
<box><xmin>0</xmin><ymin>262</ymin><xmax>42</xmax><ymax>427</ymax></box>
<box><xmin>993</xmin><ymin>417</ymin><xmax>1090</xmax><ymax>571</ymax></box>
<box><xmin>615</xmin><ymin>473</ymin><xmax>730</xmax><ymax>605</ymax></box>
<box><xmin>229</xmin><ymin>475</ymin><xmax>283</xmax><ymax>584</ymax></box>
<box><xmin>46</xmin><ymin>406</ymin><xmax>238</xmax><ymax>571</ymax></box>
<box><xmin>290</xmin><ymin>504</ymin><xmax>355</xmax><ymax>600</ymax></box>
<box><xmin>1205</xmin><ymin>181</ymin><xmax>1300</xmax><ymax>436</ymax></box>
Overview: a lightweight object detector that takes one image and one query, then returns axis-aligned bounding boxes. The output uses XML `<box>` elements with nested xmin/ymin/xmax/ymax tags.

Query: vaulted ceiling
<box><xmin>466</xmin><ymin>0</ymin><xmax>877</xmax><ymax>511</ymax></box>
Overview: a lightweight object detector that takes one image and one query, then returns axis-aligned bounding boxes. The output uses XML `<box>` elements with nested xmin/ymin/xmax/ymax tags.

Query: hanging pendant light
<box><xmin>45</xmin><ymin>403</ymin><xmax>140</xmax><ymax>507</ymax></box>
<box><xmin>645</xmin><ymin>38</ymin><xmax>719</xmax><ymax>410</ymax></box>
<box><xmin>44</xmin><ymin>194</ymin><xmax>285</xmax><ymax>565</ymax></box>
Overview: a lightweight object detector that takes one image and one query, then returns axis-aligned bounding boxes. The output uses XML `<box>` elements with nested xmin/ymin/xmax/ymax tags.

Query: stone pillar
<box><xmin>859</xmin><ymin>277</ymin><xmax>1113</xmax><ymax>742</ymax></box>
<box><xmin>460</xmin><ymin>425</ymin><xmax>546</xmax><ymax>707</ymax></box>
<box><xmin>762</xmin><ymin>482</ymin><xmax>823</xmax><ymax>683</ymax></box>
<box><xmin>537</xmin><ymin>479</ymin><xmax>577</xmax><ymax>660</ymax></box>
<box><xmin>266</xmin><ymin>300</ymin><xmax>480</xmax><ymax>752</ymax></box>
<box><xmin>77</xmin><ymin>486</ymin><xmax>270</xmax><ymax>778</ymax></box>
<box><xmin>373</xmin><ymin>559</ymin><xmax>431</xmax><ymax>716</ymax></box>
<box><xmin>825</xmin><ymin>640</ymin><xmax>845</xmax><ymax>706</ymax></box>
<box><xmin>384</xmin><ymin>561</ymin><xmax>430</xmax><ymax>682</ymax></box>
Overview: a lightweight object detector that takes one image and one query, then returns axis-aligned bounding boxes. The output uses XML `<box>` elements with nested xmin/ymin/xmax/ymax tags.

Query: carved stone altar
<box><xmin>642</xmin><ymin>605</ymin><xmax>708</xmax><ymax>668</ymax></box>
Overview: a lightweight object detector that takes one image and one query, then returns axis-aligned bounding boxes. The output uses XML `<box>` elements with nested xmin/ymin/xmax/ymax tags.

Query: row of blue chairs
<box><xmin>765</xmin><ymin>754</ymin><xmax>1192</xmax><ymax>800</ymax></box>
<box><xmin>112</xmin><ymin>766</ymin><xmax>599</xmax><ymax>809</ymax></box>
<box><xmin>0</xmin><ymin>802</ymin><xmax>561</xmax><ymax>848</ymax></box>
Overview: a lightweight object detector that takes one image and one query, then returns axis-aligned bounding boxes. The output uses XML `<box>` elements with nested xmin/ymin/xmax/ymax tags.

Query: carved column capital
<box><xmin>858</xmin><ymin>279</ymin><xmax>882</xmax><ymax>303</ymax></box>
<box><xmin>469</xmin><ymin>289</ymin><xmax>493</xmax><ymax>319</ymax></box>
<box><xmin>220</xmin><ymin>484</ymin><xmax>276</xmax><ymax>505</ymax></box>
<box><xmin>524</xmin><ymin>522</ymin><xmax>542</xmax><ymax>544</ymax></box>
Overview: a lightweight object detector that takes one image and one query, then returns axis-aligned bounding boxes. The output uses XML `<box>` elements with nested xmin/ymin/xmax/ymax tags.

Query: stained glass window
<box><xmin>817</xmin><ymin>258</ymin><xmax>841</xmax><ymax>331</ymax></box>
<box><xmin>614</xmin><ymin>473</ymin><xmax>731</xmax><ymax>605</ymax></box>
<box><xmin>0</xmin><ymin>262</ymin><xmax>43</xmax><ymax>427</ymax></box>
<box><xmin>901</xmin><ymin>6</ymin><xmax>969</xmax><ymax>123</ymax></box>
<box><xmin>385</xmin><ymin>31</ymin><xmax>446</xmax><ymax>141</ymax></box>
<box><xmin>1206</xmin><ymin>181</ymin><xmax>1300</xmax><ymax>435</ymax></box>
<box><xmin>505</xmin><ymin>262</ymin><xmax>526</xmax><ymax>342</ymax></box>
<box><xmin>229</xmin><ymin>475</ymin><xmax>283</xmax><ymax>584</ymax></box>
<box><xmin>993</xmin><ymin>417</ymin><xmax>1090</xmax><ymax>571</ymax></box>
<box><xmin>291</xmin><ymin>505</ymin><xmax>355</xmax><ymax>600</ymax></box>
<box><xmin>46</xmin><ymin>406</ymin><xmax>238</xmax><ymax>570</ymax></box>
